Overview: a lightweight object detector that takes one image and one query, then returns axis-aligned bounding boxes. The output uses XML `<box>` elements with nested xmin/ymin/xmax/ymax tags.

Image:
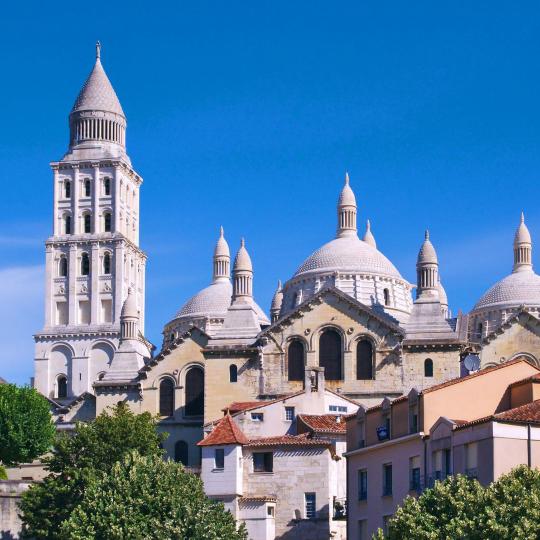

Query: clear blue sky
<box><xmin>1</xmin><ymin>1</ymin><xmax>539</xmax><ymax>384</ymax></box>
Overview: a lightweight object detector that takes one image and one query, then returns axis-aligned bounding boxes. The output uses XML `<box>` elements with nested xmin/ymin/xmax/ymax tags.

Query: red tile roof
<box><xmin>297</xmin><ymin>414</ymin><xmax>348</xmax><ymax>434</ymax></box>
<box><xmin>454</xmin><ymin>399</ymin><xmax>540</xmax><ymax>430</ymax></box>
<box><xmin>197</xmin><ymin>414</ymin><xmax>248</xmax><ymax>446</ymax></box>
<box><xmin>246</xmin><ymin>433</ymin><xmax>332</xmax><ymax>448</ymax></box>
<box><xmin>224</xmin><ymin>401</ymin><xmax>268</xmax><ymax>414</ymax></box>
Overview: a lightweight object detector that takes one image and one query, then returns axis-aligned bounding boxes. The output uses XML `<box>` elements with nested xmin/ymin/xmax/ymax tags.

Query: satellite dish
<box><xmin>463</xmin><ymin>354</ymin><xmax>481</xmax><ymax>373</ymax></box>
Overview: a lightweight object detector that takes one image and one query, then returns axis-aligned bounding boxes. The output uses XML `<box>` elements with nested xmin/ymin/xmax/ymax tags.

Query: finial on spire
<box><xmin>345</xmin><ymin>171</ymin><xmax>350</xmax><ymax>185</ymax></box>
<box><xmin>425</xmin><ymin>229</ymin><xmax>430</xmax><ymax>240</ymax></box>
<box><xmin>277</xmin><ymin>279</ymin><xmax>282</xmax><ymax>289</ymax></box>
<box><xmin>241</xmin><ymin>237</ymin><xmax>245</xmax><ymax>247</ymax></box>
<box><xmin>337</xmin><ymin>172</ymin><xmax>357</xmax><ymax>238</ymax></box>
<box><xmin>367</xmin><ymin>219</ymin><xmax>371</xmax><ymax>231</ymax></box>
<box><xmin>363</xmin><ymin>219</ymin><xmax>377</xmax><ymax>248</ymax></box>
<box><xmin>521</xmin><ymin>211</ymin><xmax>525</xmax><ymax>224</ymax></box>
<box><xmin>96</xmin><ymin>41</ymin><xmax>101</xmax><ymax>59</ymax></box>
<box><xmin>513</xmin><ymin>212</ymin><xmax>532</xmax><ymax>272</ymax></box>
<box><xmin>220</xmin><ymin>225</ymin><xmax>224</xmax><ymax>237</ymax></box>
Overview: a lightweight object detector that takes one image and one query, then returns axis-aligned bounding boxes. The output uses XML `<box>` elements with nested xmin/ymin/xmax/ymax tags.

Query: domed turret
<box><xmin>213</xmin><ymin>226</ymin><xmax>230</xmax><ymax>282</ymax></box>
<box><xmin>438</xmin><ymin>278</ymin><xmax>449</xmax><ymax>318</ymax></box>
<box><xmin>513</xmin><ymin>212</ymin><xmax>532</xmax><ymax>273</ymax></box>
<box><xmin>337</xmin><ymin>173</ymin><xmax>357</xmax><ymax>238</ymax></box>
<box><xmin>120</xmin><ymin>288</ymin><xmax>138</xmax><ymax>341</ymax></box>
<box><xmin>416</xmin><ymin>230</ymin><xmax>439</xmax><ymax>300</ymax></box>
<box><xmin>270</xmin><ymin>280</ymin><xmax>283</xmax><ymax>322</ymax></box>
<box><xmin>363</xmin><ymin>219</ymin><xmax>377</xmax><ymax>248</ymax></box>
<box><xmin>233</xmin><ymin>239</ymin><xmax>253</xmax><ymax>301</ymax></box>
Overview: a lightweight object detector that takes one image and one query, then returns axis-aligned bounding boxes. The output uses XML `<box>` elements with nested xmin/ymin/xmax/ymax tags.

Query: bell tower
<box><xmin>34</xmin><ymin>43</ymin><xmax>148</xmax><ymax>400</ymax></box>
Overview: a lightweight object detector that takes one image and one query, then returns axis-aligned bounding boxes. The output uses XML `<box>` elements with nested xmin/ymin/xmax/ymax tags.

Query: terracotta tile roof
<box><xmin>240</xmin><ymin>495</ymin><xmax>278</xmax><ymax>503</ymax></box>
<box><xmin>422</xmin><ymin>357</ymin><xmax>538</xmax><ymax>394</ymax></box>
<box><xmin>224</xmin><ymin>401</ymin><xmax>268</xmax><ymax>414</ymax></box>
<box><xmin>454</xmin><ymin>399</ymin><xmax>540</xmax><ymax>430</ymax></box>
<box><xmin>197</xmin><ymin>414</ymin><xmax>248</xmax><ymax>446</ymax></box>
<box><xmin>297</xmin><ymin>414</ymin><xmax>347</xmax><ymax>434</ymax></box>
<box><xmin>246</xmin><ymin>433</ymin><xmax>332</xmax><ymax>448</ymax></box>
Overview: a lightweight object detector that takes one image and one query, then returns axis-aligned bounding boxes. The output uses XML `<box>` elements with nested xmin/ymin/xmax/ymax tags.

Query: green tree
<box><xmin>0</xmin><ymin>383</ymin><xmax>55</xmax><ymax>478</ymax></box>
<box><xmin>20</xmin><ymin>402</ymin><xmax>166</xmax><ymax>539</ymax></box>
<box><xmin>60</xmin><ymin>451</ymin><xmax>247</xmax><ymax>540</ymax></box>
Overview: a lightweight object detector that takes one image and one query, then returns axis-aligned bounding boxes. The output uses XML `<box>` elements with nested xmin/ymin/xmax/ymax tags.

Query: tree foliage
<box><xmin>0</xmin><ymin>383</ymin><xmax>55</xmax><ymax>468</ymax></box>
<box><xmin>20</xmin><ymin>402</ymin><xmax>166</xmax><ymax>539</ymax></box>
<box><xmin>376</xmin><ymin>466</ymin><xmax>540</xmax><ymax>540</ymax></box>
<box><xmin>60</xmin><ymin>451</ymin><xmax>247</xmax><ymax>540</ymax></box>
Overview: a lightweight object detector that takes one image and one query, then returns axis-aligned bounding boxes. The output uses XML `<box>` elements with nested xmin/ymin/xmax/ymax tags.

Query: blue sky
<box><xmin>1</xmin><ymin>2</ymin><xmax>540</xmax><ymax>384</ymax></box>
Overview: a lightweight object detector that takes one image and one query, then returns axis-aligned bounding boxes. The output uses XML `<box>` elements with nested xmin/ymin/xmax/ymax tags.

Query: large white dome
<box><xmin>294</xmin><ymin>236</ymin><xmax>403</xmax><ymax>280</ymax></box>
<box><xmin>473</xmin><ymin>270</ymin><xmax>540</xmax><ymax>311</ymax></box>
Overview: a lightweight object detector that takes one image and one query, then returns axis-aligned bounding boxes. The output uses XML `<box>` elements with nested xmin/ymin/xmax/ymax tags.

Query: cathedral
<box><xmin>35</xmin><ymin>45</ymin><xmax>540</xmax><ymax>466</ymax></box>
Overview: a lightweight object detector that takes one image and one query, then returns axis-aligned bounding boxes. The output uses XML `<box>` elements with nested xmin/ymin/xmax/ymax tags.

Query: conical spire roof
<box><xmin>417</xmin><ymin>230</ymin><xmax>438</xmax><ymax>265</ymax></box>
<box><xmin>338</xmin><ymin>172</ymin><xmax>357</xmax><ymax>207</ymax></box>
<box><xmin>234</xmin><ymin>239</ymin><xmax>253</xmax><ymax>272</ymax></box>
<box><xmin>71</xmin><ymin>42</ymin><xmax>125</xmax><ymax>117</ymax></box>
<box><xmin>214</xmin><ymin>226</ymin><xmax>230</xmax><ymax>258</ymax></box>
<box><xmin>120</xmin><ymin>287</ymin><xmax>138</xmax><ymax>319</ymax></box>
<box><xmin>363</xmin><ymin>219</ymin><xmax>377</xmax><ymax>248</ymax></box>
<box><xmin>271</xmin><ymin>280</ymin><xmax>283</xmax><ymax>312</ymax></box>
<box><xmin>514</xmin><ymin>212</ymin><xmax>532</xmax><ymax>245</ymax></box>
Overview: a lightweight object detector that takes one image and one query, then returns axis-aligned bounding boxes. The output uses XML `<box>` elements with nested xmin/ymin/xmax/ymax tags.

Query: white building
<box><xmin>34</xmin><ymin>43</ymin><xmax>149</xmax><ymax>402</ymax></box>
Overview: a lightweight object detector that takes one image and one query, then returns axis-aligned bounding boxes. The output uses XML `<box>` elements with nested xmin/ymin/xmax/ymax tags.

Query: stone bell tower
<box><xmin>34</xmin><ymin>43</ymin><xmax>148</xmax><ymax>400</ymax></box>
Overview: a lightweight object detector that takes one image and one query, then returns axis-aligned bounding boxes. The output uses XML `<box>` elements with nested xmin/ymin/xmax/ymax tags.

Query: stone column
<box><xmin>68</xmin><ymin>244</ymin><xmax>78</xmax><ymax>325</ymax></box>
<box><xmin>114</xmin><ymin>242</ymin><xmax>124</xmax><ymax>325</ymax></box>
<box><xmin>91</xmin><ymin>243</ymin><xmax>100</xmax><ymax>324</ymax></box>
<box><xmin>72</xmin><ymin>165</ymin><xmax>80</xmax><ymax>234</ymax></box>
<box><xmin>92</xmin><ymin>163</ymin><xmax>100</xmax><ymax>233</ymax></box>
<box><xmin>44</xmin><ymin>245</ymin><xmax>53</xmax><ymax>326</ymax></box>
<box><xmin>52</xmin><ymin>166</ymin><xmax>59</xmax><ymax>236</ymax></box>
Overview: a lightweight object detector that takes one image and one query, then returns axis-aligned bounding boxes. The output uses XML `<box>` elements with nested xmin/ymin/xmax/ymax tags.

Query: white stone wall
<box><xmin>201</xmin><ymin>445</ymin><xmax>243</xmax><ymax>497</ymax></box>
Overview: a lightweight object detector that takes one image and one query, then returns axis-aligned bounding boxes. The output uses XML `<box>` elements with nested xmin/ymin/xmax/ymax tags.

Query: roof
<box><xmin>197</xmin><ymin>414</ymin><xmax>248</xmax><ymax>446</ymax></box>
<box><xmin>454</xmin><ymin>399</ymin><xmax>540</xmax><ymax>430</ymax></box>
<box><xmin>417</xmin><ymin>230</ymin><xmax>438</xmax><ymax>265</ymax></box>
<box><xmin>509</xmin><ymin>373</ymin><xmax>540</xmax><ymax>388</ymax></box>
<box><xmin>71</xmin><ymin>55</ymin><xmax>124</xmax><ymax>116</ymax></box>
<box><xmin>297</xmin><ymin>414</ymin><xmax>347</xmax><ymax>434</ymax></box>
<box><xmin>245</xmin><ymin>433</ymin><xmax>333</xmax><ymax>449</ymax></box>
<box><xmin>233</xmin><ymin>239</ymin><xmax>252</xmax><ymax>271</ymax></box>
<box><xmin>224</xmin><ymin>401</ymin><xmax>270</xmax><ymax>414</ymax></box>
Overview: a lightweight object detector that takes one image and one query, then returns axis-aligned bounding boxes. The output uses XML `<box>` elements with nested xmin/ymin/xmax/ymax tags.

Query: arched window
<box><xmin>159</xmin><ymin>378</ymin><xmax>175</xmax><ymax>417</ymax></box>
<box><xmin>104</xmin><ymin>212</ymin><xmax>112</xmax><ymax>232</ymax></box>
<box><xmin>84</xmin><ymin>213</ymin><xmax>92</xmax><ymax>234</ymax></box>
<box><xmin>175</xmin><ymin>440</ymin><xmax>189</xmax><ymax>466</ymax></box>
<box><xmin>84</xmin><ymin>179</ymin><xmax>91</xmax><ymax>197</ymax></box>
<box><xmin>185</xmin><ymin>367</ymin><xmax>204</xmax><ymax>416</ymax></box>
<box><xmin>64</xmin><ymin>181</ymin><xmax>71</xmax><ymax>199</ymax></box>
<box><xmin>229</xmin><ymin>364</ymin><xmax>238</xmax><ymax>383</ymax></box>
<box><xmin>357</xmin><ymin>340</ymin><xmax>374</xmax><ymax>380</ymax></box>
<box><xmin>477</xmin><ymin>322</ymin><xmax>483</xmax><ymax>337</ymax></box>
<box><xmin>103</xmin><ymin>252</ymin><xmax>111</xmax><ymax>275</ymax></box>
<box><xmin>81</xmin><ymin>253</ymin><xmax>90</xmax><ymax>276</ymax></box>
<box><xmin>104</xmin><ymin>177</ymin><xmax>111</xmax><ymax>196</ymax></box>
<box><xmin>424</xmin><ymin>358</ymin><xmax>434</xmax><ymax>377</ymax></box>
<box><xmin>383</xmin><ymin>288</ymin><xmax>390</xmax><ymax>306</ymax></box>
<box><xmin>319</xmin><ymin>329</ymin><xmax>342</xmax><ymax>381</ymax></box>
<box><xmin>57</xmin><ymin>375</ymin><xmax>67</xmax><ymax>399</ymax></box>
<box><xmin>288</xmin><ymin>340</ymin><xmax>305</xmax><ymax>381</ymax></box>
<box><xmin>59</xmin><ymin>256</ymin><xmax>68</xmax><ymax>277</ymax></box>
<box><xmin>64</xmin><ymin>215</ymin><xmax>72</xmax><ymax>235</ymax></box>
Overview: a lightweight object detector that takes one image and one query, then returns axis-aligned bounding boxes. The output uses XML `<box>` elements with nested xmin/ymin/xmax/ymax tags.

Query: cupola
<box><xmin>336</xmin><ymin>172</ymin><xmax>357</xmax><ymax>238</ymax></box>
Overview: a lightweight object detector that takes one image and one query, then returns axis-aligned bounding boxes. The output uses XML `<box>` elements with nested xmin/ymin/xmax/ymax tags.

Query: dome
<box><xmin>294</xmin><ymin>235</ymin><xmax>402</xmax><ymax>280</ymax></box>
<box><xmin>175</xmin><ymin>280</ymin><xmax>269</xmax><ymax>325</ymax></box>
<box><xmin>121</xmin><ymin>288</ymin><xmax>138</xmax><ymax>318</ymax></box>
<box><xmin>417</xmin><ymin>230</ymin><xmax>438</xmax><ymax>265</ymax></box>
<box><xmin>215</xmin><ymin>226</ymin><xmax>230</xmax><ymax>258</ymax></box>
<box><xmin>515</xmin><ymin>212</ymin><xmax>531</xmax><ymax>245</ymax></box>
<box><xmin>71</xmin><ymin>44</ymin><xmax>124</xmax><ymax>117</ymax></box>
<box><xmin>473</xmin><ymin>270</ymin><xmax>540</xmax><ymax>311</ymax></box>
<box><xmin>438</xmin><ymin>281</ymin><xmax>448</xmax><ymax>307</ymax></box>
<box><xmin>234</xmin><ymin>239</ymin><xmax>252</xmax><ymax>272</ymax></box>
<box><xmin>271</xmin><ymin>281</ymin><xmax>283</xmax><ymax>312</ymax></box>
<box><xmin>338</xmin><ymin>173</ymin><xmax>356</xmax><ymax>206</ymax></box>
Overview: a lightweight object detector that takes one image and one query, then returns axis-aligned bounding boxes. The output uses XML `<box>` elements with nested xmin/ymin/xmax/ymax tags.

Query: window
<box><xmin>64</xmin><ymin>180</ymin><xmax>71</xmax><ymax>199</ymax></box>
<box><xmin>285</xmin><ymin>406</ymin><xmax>295</xmax><ymax>421</ymax></box>
<box><xmin>174</xmin><ymin>440</ymin><xmax>188</xmax><ymax>466</ymax></box>
<box><xmin>159</xmin><ymin>378</ymin><xmax>174</xmax><ymax>417</ymax></box>
<box><xmin>59</xmin><ymin>256</ymin><xmax>68</xmax><ymax>277</ymax></box>
<box><xmin>80</xmin><ymin>253</ymin><xmax>90</xmax><ymax>276</ymax></box>
<box><xmin>329</xmin><ymin>405</ymin><xmax>348</xmax><ymax>413</ymax></box>
<box><xmin>104</xmin><ymin>177</ymin><xmax>111</xmax><ymax>196</ymax></box>
<box><xmin>57</xmin><ymin>375</ymin><xmax>67</xmax><ymax>399</ymax></box>
<box><xmin>444</xmin><ymin>448</ymin><xmax>452</xmax><ymax>477</ymax></box>
<box><xmin>267</xmin><ymin>506</ymin><xmax>275</xmax><ymax>517</ymax></box>
<box><xmin>409</xmin><ymin>456</ymin><xmax>421</xmax><ymax>491</ymax></box>
<box><xmin>229</xmin><ymin>364</ymin><xmax>238</xmax><ymax>383</ymax></box>
<box><xmin>84</xmin><ymin>178</ymin><xmax>91</xmax><ymax>197</ymax></box>
<box><xmin>356</xmin><ymin>340</ymin><xmax>373</xmax><ymax>380</ymax></box>
<box><xmin>319</xmin><ymin>329</ymin><xmax>342</xmax><ymax>380</ymax></box>
<box><xmin>305</xmin><ymin>492</ymin><xmax>316</xmax><ymax>519</ymax></box>
<box><xmin>64</xmin><ymin>215</ymin><xmax>72</xmax><ymax>235</ymax></box>
<box><xmin>358</xmin><ymin>469</ymin><xmax>368</xmax><ymax>500</ymax></box>
<box><xmin>382</xmin><ymin>463</ymin><xmax>393</xmax><ymax>496</ymax></box>
<box><xmin>103</xmin><ymin>252</ymin><xmax>111</xmax><ymax>275</ymax></box>
<box><xmin>253</xmin><ymin>452</ymin><xmax>273</xmax><ymax>473</ymax></box>
<box><xmin>358</xmin><ymin>520</ymin><xmax>367</xmax><ymax>540</ymax></box>
<box><xmin>357</xmin><ymin>420</ymin><xmax>365</xmax><ymax>448</ymax></box>
<box><xmin>251</xmin><ymin>412</ymin><xmax>264</xmax><ymax>422</ymax></box>
<box><xmin>185</xmin><ymin>367</ymin><xmax>204</xmax><ymax>416</ymax></box>
<box><xmin>214</xmin><ymin>448</ymin><xmax>224</xmax><ymax>470</ymax></box>
<box><xmin>84</xmin><ymin>213</ymin><xmax>92</xmax><ymax>233</ymax></box>
<box><xmin>383</xmin><ymin>288</ymin><xmax>390</xmax><ymax>306</ymax></box>
<box><xmin>424</xmin><ymin>358</ymin><xmax>433</xmax><ymax>377</ymax></box>
<box><xmin>104</xmin><ymin>212</ymin><xmax>112</xmax><ymax>232</ymax></box>
<box><xmin>288</xmin><ymin>340</ymin><xmax>305</xmax><ymax>381</ymax></box>
<box><xmin>466</xmin><ymin>442</ymin><xmax>478</xmax><ymax>477</ymax></box>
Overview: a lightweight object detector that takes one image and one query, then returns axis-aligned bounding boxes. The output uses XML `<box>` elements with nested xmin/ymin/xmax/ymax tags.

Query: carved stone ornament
<box><xmin>304</xmin><ymin>328</ymin><xmax>311</xmax><ymax>335</ymax></box>
<box><xmin>80</xmin><ymin>284</ymin><xmax>88</xmax><ymax>293</ymax></box>
<box><xmin>58</xmin><ymin>285</ymin><xmax>65</xmax><ymax>294</ymax></box>
<box><xmin>347</xmin><ymin>327</ymin><xmax>354</xmax><ymax>335</ymax></box>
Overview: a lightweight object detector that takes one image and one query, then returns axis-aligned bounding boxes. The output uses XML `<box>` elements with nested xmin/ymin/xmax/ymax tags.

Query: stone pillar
<box><xmin>92</xmin><ymin>163</ymin><xmax>100</xmax><ymax>233</ymax></box>
<box><xmin>91</xmin><ymin>244</ymin><xmax>100</xmax><ymax>324</ymax></box>
<box><xmin>68</xmin><ymin>245</ymin><xmax>78</xmax><ymax>325</ymax></box>
<box><xmin>52</xmin><ymin>166</ymin><xmax>59</xmax><ymax>236</ymax></box>
<box><xmin>72</xmin><ymin>165</ymin><xmax>80</xmax><ymax>234</ymax></box>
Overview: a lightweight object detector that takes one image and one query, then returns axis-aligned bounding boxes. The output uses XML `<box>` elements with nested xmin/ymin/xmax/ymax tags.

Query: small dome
<box><xmin>294</xmin><ymin>235</ymin><xmax>402</xmax><ymax>279</ymax></box>
<box><xmin>363</xmin><ymin>219</ymin><xmax>377</xmax><ymax>248</ymax></box>
<box><xmin>71</xmin><ymin>44</ymin><xmax>125</xmax><ymax>117</ymax></box>
<box><xmin>215</xmin><ymin>226</ymin><xmax>230</xmax><ymax>258</ymax></box>
<box><xmin>121</xmin><ymin>288</ymin><xmax>138</xmax><ymax>318</ymax></box>
<box><xmin>417</xmin><ymin>230</ymin><xmax>438</xmax><ymax>265</ymax></box>
<box><xmin>234</xmin><ymin>239</ymin><xmax>252</xmax><ymax>272</ymax></box>
<box><xmin>271</xmin><ymin>280</ymin><xmax>283</xmax><ymax>312</ymax></box>
<box><xmin>473</xmin><ymin>271</ymin><xmax>540</xmax><ymax>310</ymax></box>
<box><xmin>438</xmin><ymin>280</ymin><xmax>448</xmax><ymax>307</ymax></box>
<box><xmin>515</xmin><ymin>212</ymin><xmax>531</xmax><ymax>245</ymax></box>
<box><xmin>338</xmin><ymin>172</ymin><xmax>356</xmax><ymax>207</ymax></box>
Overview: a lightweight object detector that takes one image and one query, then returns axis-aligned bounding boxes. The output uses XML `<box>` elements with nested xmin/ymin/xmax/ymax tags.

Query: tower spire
<box><xmin>513</xmin><ymin>212</ymin><xmax>533</xmax><ymax>273</ymax></box>
<box><xmin>336</xmin><ymin>172</ymin><xmax>357</xmax><ymax>238</ymax></box>
<box><xmin>416</xmin><ymin>229</ymin><xmax>439</xmax><ymax>300</ymax></box>
<box><xmin>213</xmin><ymin>226</ymin><xmax>231</xmax><ymax>282</ymax></box>
<box><xmin>363</xmin><ymin>219</ymin><xmax>377</xmax><ymax>248</ymax></box>
<box><xmin>232</xmin><ymin>238</ymin><xmax>253</xmax><ymax>302</ymax></box>
<box><xmin>270</xmin><ymin>280</ymin><xmax>283</xmax><ymax>322</ymax></box>
<box><xmin>96</xmin><ymin>40</ymin><xmax>101</xmax><ymax>59</ymax></box>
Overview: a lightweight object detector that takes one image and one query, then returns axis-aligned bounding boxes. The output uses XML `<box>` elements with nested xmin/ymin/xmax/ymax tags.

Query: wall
<box><xmin>0</xmin><ymin>481</ymin><xmax>31</xmax><ymax>539</ymax></box>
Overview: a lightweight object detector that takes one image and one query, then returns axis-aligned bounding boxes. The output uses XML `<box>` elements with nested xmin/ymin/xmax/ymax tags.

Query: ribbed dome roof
<box><xmin>71</xmin><ymin>49</ymin><xmax>124</xmax><ymax>117</ymax></box>
<box><xmin>473</xmin><ymin>270</ymin><xmax>540</xmax><ymax>310</ymax></box>
<box><xmin>175</xmin><ymin>280</ymin><xmax>269</xmax><ymax>324</ymax></box>
<box><xmin>294</xmin><ymin>235</ymin><xmax>402</xmax><ymax>279</ymax></box>
<box><xmin>417</xmin><ymin>230</ymin><xmax>438</xmax><ymax>264</ymax></box>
